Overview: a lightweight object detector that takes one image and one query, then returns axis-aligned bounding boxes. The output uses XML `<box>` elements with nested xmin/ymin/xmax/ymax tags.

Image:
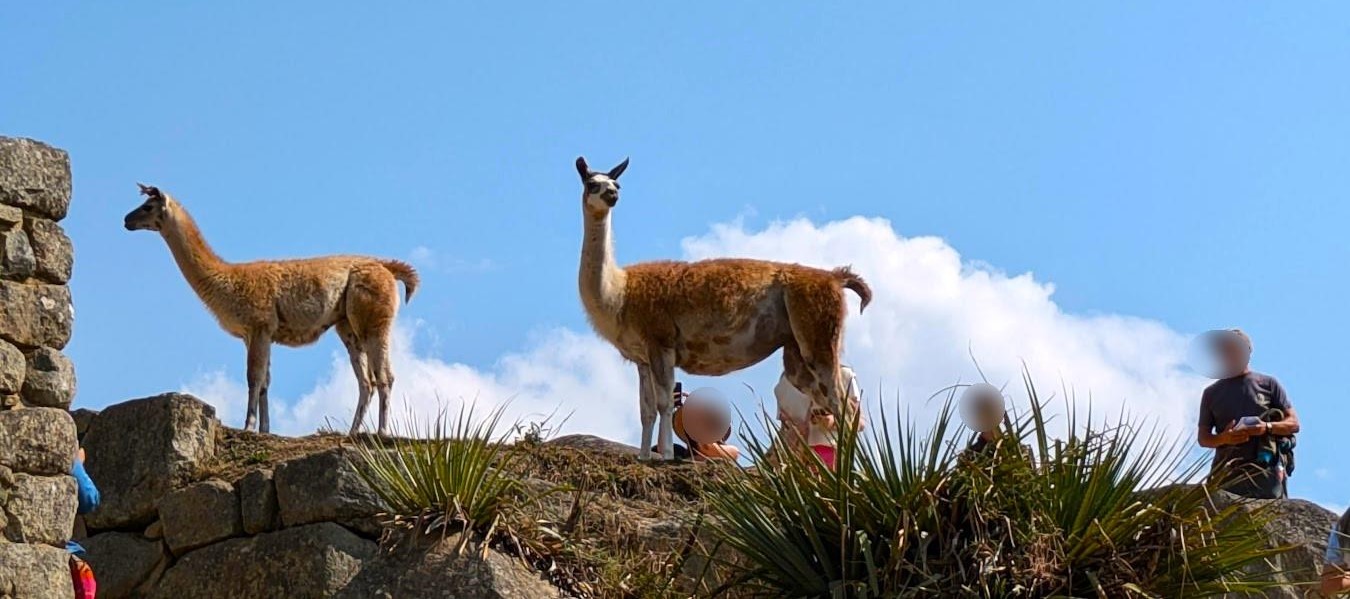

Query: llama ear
<box><xmin>607</xmin><ymin>157</ymin><xmax>629</xmax><ymax>180</ymax></box>
<box><xmin>137</xmin><ymin>183</ymin><xmax>162</xmax><ymax>200</ymax></box>
<box><xmin>575</xmin><ymin>157</ymin><xmax>591</xmax><ymax>181</ymax></box>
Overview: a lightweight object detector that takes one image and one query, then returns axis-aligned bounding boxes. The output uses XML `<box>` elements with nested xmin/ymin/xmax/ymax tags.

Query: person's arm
<box><xmin>72</xmin><ymin>453</ymin><xmax>100</xmax><ymax>514</ymax></box>
<box><xmin>1266</xmin><ymin>379</ymin><xmax>1300</xmax><ymax>437</ymax></box>
<box><xmin>1323</xmin><ymin>530</ymin><xmax>1350</xmax><ymax>596</ymax></box>
<box><xmin>1198</xmin><ymin>420</ymin><xmax>1250</xmax><ymax>449</ymax></box>
<box><xmin>1322</xmin><ymin>566</ymin><xmax>1350</xmax><ymax>596</ymax></box>
<box><xmin>1259</xmin><ymin>406</ymin><xmax>1299</xmax><ymax>437</ymax></box>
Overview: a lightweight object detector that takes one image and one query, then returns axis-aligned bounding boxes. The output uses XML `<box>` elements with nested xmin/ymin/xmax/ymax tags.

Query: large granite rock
<box><xmin>548</xmin><ymin>434</ymin><xmax>640</xmax><ymax>456</ymax></box>
<box><xmin>0</xmin><ymin>407</ymin><xmax>74</xmax><ymax>476</ymax></box>
<box><xmin>239</xmin><ymin>468</ymin><xmax>280</xmax><ymax>535</ymax></box>
<box><xmin>24</xmin><ymin>217</ymin><xmax>73</xmax><ymax>284</ymax></box>
<box><xmin>84</xmin><ymin>393</ymin><xmax>217</xmax><ymax>530</ymax></box>
<box><xmin>83</xmin><ymin>531</ymin><xmax>171</xmax><ymax>599</ymax></box>
<box><xmin>22</xmin><ymin>347</ymin><xmax>75</xmax><ymax>409</ymax></box>
<box><xmin>1</xmin><ymin>472</ymin><xmax>77</xmax><ymax>546</ymax></box>
<box><xmin>0</xmin><ymin>339</ymin><xmax>23</xmax><ymax>394</ymax></box>
<box><xmin>0</xmin><ymin>542</ymin><xmax>74</xmax><ymax>599</ymax></box>
<box><xmin>159</xmin><ymin>479</ymin><xmax>243</xmax><ymax>555</ymax></box>
<box><xmin>0</xmin><ymin>137</ymin><xmax>72</xmax><ymax>221</ymax></box>
<box><xmin>1211</xmin><ymin>490</ymin><xmax>1339</xmax><ymax>598</ymax></box>
<box><xmin>0</xmin><ymin>205</ymin><xmax>20</xmax><ymax>227</ymax></box>
<box><xmin>0</xmin><ymin>227</ymin><xmax>34</xmax><ymax>279</ymax></box>
<box><xmin>336</xmin><ymin>533</ymin><xmax>564</xmax><ymax>599</ymax></box>
<box><xmin>0</xmin><ymin>279</ymin><xmax>73</xmax><ymax>350</ymax></box>
<box><xmin>69</xmin><ymin>407</ymin><xmax>98</xmax><ymax>440</ymax></box>
<box><xmin>275</xmin><ymin>448</ymin><xmax>387</xmax><ymax>535</ymax></box>
<box><xmin>150</xmin><ymin>522</ymin><xmax>377</xmax><ymax>599</ymax></box>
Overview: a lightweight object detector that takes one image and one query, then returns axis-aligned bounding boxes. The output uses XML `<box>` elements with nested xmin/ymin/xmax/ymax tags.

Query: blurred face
<box><xmin>960</xmin><ymin>383</ymin><xmax>1006</xmax><ymax>433</ymax></box>
<box><xmin>1214</xmin><ymin>333</ymin><xmax>1251</xmax><ymax>377</ymax></box>
<box><xmin>683</xmin><ymin>389</ymin><xmax>732</xmax><ymax>444</ymax></box>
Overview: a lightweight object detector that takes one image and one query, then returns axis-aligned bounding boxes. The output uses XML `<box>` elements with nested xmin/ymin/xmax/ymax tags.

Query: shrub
<box><xmin>702</xmin><ymin>376</ymin><xmax>1290</xmax><ymax>598</ymax></box>
<box><xmin>351</xmin><ymin>404</ymin><xmax>523</xmax><ymax>538</ymax></box>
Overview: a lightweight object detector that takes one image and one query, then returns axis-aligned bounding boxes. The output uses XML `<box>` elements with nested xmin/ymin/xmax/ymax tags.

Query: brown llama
<box><xmin>574</xmin><ymin>157</ymin><xmax>872</xmax><ymax>461</ymax></box>
<box><xmin>124</xmin><ymin>184</ymin><xmax>418</xmax><ymax>436</ymax></box>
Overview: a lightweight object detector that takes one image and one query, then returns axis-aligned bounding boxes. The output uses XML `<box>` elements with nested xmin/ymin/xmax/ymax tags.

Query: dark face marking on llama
<box><xmin>576</xmin><ymin>156</ymin><xmax>628</xmax><ymax>208</ymax></box>
<box><xmin>124</xmin><ymin>183</ymin><xmax>168</xmax><ymax>231</ymax></box>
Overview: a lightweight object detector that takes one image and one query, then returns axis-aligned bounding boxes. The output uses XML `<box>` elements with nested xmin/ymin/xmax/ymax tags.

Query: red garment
<box><xmin>70</xmin><ymin>556</ymin><xmax>96</xmax><ymax>599</ymax></box>
<box><xmin>811</xmin><ymin>444</ymin><xmax>837</xmax><ymax>471</ymax></box>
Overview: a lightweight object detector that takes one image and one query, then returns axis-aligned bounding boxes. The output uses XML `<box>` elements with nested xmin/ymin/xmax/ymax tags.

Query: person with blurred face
<box><xmin>1322</xmin><ymin>508</ymin><xmax>1350</xmax><ymax>596</ymax></box>
<box><xmin>656</xmin><ymin>385</ymin><xmax>740</xmax><ymax>461</ymax></box>
<box><xmin>774</xmin><ymin>365</ymin><xmax>864</xmax><ymax>472</ymax></box>
<box><xmin>1196</xmin><ymin>329</ymin><xmax>1300</xmax><ymax>499</ymax></box>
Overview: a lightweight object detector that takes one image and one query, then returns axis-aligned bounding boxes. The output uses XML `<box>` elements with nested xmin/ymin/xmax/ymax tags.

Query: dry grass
<box><xmin>201</xmin><ymin>427</ymin><xmax>349</xmax><ymax>481</ymax></box>
<box><xmin>202</xmin><ymin>424</ymin><xmax>736</xmax><ymax>598</ymax></box>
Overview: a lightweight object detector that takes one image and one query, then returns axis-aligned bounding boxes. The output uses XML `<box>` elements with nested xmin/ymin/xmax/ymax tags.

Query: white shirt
<box><xmin>773</xmin><ymin>366</ymin><xmax>862</xmax><ymax>447</ymax></box>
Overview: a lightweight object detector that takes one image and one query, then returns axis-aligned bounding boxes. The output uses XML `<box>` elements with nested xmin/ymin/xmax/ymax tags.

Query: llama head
<box><xmin>575</xmin><ymin>156</ymin><xmax>628</xmax><ymax>216</ymax></box>
<box><xmin>124</xmin><ymin>183</ymin><xmax>171</xmax><ymax>231</ymax></box>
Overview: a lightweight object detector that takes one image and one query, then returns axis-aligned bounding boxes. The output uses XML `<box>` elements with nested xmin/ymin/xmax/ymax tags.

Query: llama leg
<box><xmin>259</xmin><ymin>366</ymin><xmax>271</xmax><ymax>434</ymax></box>
<box><xmin>343</xmin><ymin>266</ymin><xmax>397</xmax><ymax>436</ymax></box>
<box><xmin>778</xmin><ymin>343</ymin><xmax>815</xmax><ymax>461</ymax></box>
<box><xmin>784</xmin><ymin>284</ymin><xmax>845</xmax><ymax>418</ymax></box>
<box><xmin>648</xmin><ymin>348</ymin><xmax>677</xmax><ymax>461</ymax></box>
<box><xmin>244</xmin><ymin>334</ymin><xmax>272</xmax><ymax>433</ymax></box>
<box><xmin>636</xmin><ymin>365</ymin><xmax>656</xmax><ymax>461</ymax></box>
<box><xmin>364</xmin><ymin>336</ymin><xmax>394</xmax><ymax>437</ymax></box>
<box><xmin>338</xmin><ymin>322</ymin><xmax>373</xmax><ymax>436</ymax></box>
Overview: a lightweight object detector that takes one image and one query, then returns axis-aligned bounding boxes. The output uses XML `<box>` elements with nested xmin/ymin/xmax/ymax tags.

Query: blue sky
<box><xmin>3</xmin><ymin>3</ymin><xmax>1347</xmax><ymax>509</ymax></box>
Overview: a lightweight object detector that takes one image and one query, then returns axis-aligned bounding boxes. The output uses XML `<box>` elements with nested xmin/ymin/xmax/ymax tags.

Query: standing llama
<box><xmin>124</xmin><ymin>184</ymin><xmax>418</xmax><ymax>436</ymax></box>
<box><xmin>574</xmin><ymin>157</ymin><xmax>872</xmax><ymax>460</ymax></box>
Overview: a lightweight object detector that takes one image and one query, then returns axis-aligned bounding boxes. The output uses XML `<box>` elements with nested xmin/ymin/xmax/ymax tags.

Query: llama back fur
<box><xmin>618</xmin><ymin>258</ymin><xmax>869</xmax><ymax>348</ymax></box>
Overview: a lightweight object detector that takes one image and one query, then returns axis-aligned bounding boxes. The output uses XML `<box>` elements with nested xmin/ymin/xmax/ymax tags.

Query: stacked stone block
<box><xmin>0</xmin><ymin>136</ymin><xmax>76</xmax><ymax>411</ymax></box>
<box><xmin>0</xmin><ymin>136</ymin><xmax>78</xmax><ymax>598</ymax></box>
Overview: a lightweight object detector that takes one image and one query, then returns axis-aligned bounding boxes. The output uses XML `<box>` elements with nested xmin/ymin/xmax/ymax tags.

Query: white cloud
<box><xmin>408</xmin><ymin>245</ymin><xmax>497</xmax><ymax>274</ymax></box>
<box><xmin>185</xmin><ymin>322</ymin><xmax>636</xmax><ymax>439</ymax></box>
<box><xmin>185</xmin><ymin>215</ymin><xmax>1209</xmax><ymax>450</ymax></box>
<box><xmin>679</xmin><ymin>216</ymin><xmax>1208</xmax><ymax>438</ymax></box>
<box><xmin>180</xmin><ymin>368</ymin><xmax>246</xmax><ymax>428</ymax></box>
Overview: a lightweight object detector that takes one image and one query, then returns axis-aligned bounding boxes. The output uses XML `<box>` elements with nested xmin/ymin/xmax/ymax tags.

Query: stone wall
<box><xmin>0</xmin><ymin>136</ymin><xmax>79</xmax><ymax>599</ymax></box>
<box><xmin>0</xmin><ymin>136</ymin><xmax>76</xmax><ymax>411</ymax></box>
<box><xmin>76</xmin><ymin>393</ymin><xmax>563</xmax><ymax>599</ymax></box>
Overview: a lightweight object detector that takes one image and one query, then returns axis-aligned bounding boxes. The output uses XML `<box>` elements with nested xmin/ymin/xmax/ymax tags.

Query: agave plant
<box><xmin>702</xmin><ymin>375</ymin><xmax>1291</xmax><ymax>598</ymax></box>
<box><xmin>350</xmin><ymin>403</ymin><xmax>523</xmax><ymax>539</ymax></box>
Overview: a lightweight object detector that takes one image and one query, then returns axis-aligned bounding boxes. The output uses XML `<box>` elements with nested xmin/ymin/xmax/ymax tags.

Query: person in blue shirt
<box><xmin>68</xmin><ymin>447</ymin><xmax>99</xmax><ymax>599</ymax></box>
<box><xmin>1324</xmin><ymin>508</ymin><xmax>1350</xmax><ymax>596</ymax></box>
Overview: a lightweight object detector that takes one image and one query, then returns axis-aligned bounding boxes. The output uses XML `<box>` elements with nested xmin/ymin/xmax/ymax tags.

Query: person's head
<box><xmin>1208</xmin><ymin>328</ymin><xmax>1252</xmax><ymax>378</ymax></box>
<box><xmin>678</xmin><ymin>387</ymin><xmax>732</xmax><ymax>445</ymax></box>
<box><xmin>960</xmin><ymin>383</ymin><xmax>1006</xmax><ymax>434</ymax></box>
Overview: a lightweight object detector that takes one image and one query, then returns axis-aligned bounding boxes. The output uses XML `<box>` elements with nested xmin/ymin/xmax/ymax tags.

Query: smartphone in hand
<box><xmin>1235</xmin><ymin>416</ymin><xmax>1263</xmax><ymax>431</ymax></box>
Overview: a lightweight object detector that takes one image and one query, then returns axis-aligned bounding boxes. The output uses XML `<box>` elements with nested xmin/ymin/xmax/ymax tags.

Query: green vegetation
<box><xmin>351</xmin><ymin>405</ymin><xmax>523</xmax><ymax>537</ymax></box>
<box><xmin>348</xmin><ymin>377</ymin><xmax>1292</xmax><ymax>598</ymax></box>
<box><xmin>703</xmin><ymin>376</ymin><xmax>1291</xmax><ymax>598</ymax></box>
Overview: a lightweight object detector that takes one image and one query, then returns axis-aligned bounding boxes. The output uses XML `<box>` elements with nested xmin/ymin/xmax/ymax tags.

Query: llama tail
<box><xmin>381</xmin><ymin>260</ymin><xmax>420</xmax><ymax>303</ymax></box>
<box><xmin>833</xmin><ymin>266</ymin><xmax>872</xmax><ymax>313</ymax></box>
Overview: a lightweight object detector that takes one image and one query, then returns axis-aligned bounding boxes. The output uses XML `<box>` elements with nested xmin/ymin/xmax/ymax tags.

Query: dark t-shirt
<box><xmin>1198</xmin><ymin>371</ymin><xmax>1291</xmax><ymax>471</ymax></box>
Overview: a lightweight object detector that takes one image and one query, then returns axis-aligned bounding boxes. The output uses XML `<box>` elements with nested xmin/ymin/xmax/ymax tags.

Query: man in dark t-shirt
<box><xmin>1196</xmin><ymin>329</ymin><xmax>1300</xmax><ymax>499</ymax></box>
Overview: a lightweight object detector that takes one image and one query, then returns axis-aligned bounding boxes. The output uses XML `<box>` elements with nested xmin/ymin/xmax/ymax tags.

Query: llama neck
<box><xmin>160</xmin><ymin>204</ymin><xmax>232</xmax><ymax>304</ymax></box>
<box><xmin>578</xmin><ymin>210</ymin><xmax>626</xmax><ymax>317</ymax></box>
